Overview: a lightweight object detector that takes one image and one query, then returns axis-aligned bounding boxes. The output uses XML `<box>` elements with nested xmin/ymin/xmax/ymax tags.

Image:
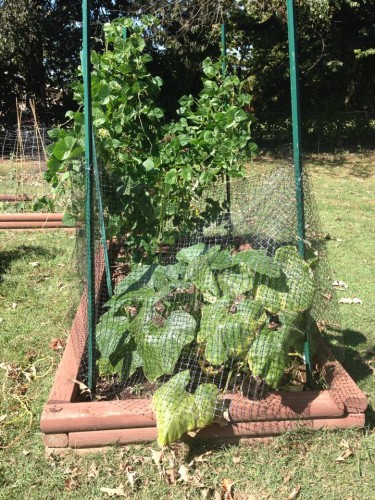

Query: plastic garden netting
<box><xmin>69</xmin><ymin>156</ymin><xmax>343</xmax><ymax>444</ymax></box>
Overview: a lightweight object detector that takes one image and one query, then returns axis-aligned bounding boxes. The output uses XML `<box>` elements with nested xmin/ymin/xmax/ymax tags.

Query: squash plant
<box><xmin>96</xmin><ymin>243</ymin><xmax>315</xmax><ymax>445</ymax></box>
<box><xmin>45</xmin><ymin>16</ymin><xmax>257</xmax><ymax>259</ymax></box>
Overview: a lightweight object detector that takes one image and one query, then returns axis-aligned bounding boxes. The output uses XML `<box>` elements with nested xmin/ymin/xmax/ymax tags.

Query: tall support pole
<box><xmin>82</xmin><ymin>0</ymin><xmax>95</xmax><ymax>391</ymax></box>
<box><xmin>286</xmin><ymin>0</ymin><xmax>311</xmax><ymax>384</ymax></box>
<box><xmin>221</xmin><ymin>22</ymin><xmax>232</xmax><ymax>232</ymax></box>
<box><xmin>286</xmin><ymin>0</ymin><xmax>305</xmax><ymax>258</ymax></box>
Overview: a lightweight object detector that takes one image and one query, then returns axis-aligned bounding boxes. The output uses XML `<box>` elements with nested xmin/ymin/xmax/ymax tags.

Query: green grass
<box><xmin>0</xmin><ymin>159</ymin><xmax>60</xmax><ymax>213</ymax></box>
<box><xmin>0</xmin><ymin>153</ymin><xmax>375</xmax><ymax>499</ymax></box>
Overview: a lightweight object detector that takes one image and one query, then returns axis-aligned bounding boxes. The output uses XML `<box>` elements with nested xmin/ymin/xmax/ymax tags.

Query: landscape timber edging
<box><xmin>40</xmin><ymin>244</ymin><xmax>368</xmax><ymax>451</ymax></box>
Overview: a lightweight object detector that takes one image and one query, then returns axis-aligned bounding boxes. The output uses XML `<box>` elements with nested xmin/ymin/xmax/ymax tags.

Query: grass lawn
<box><xmin>0</xmin><ymin>152</ymin><xmax>374</xmax><ymax>499</ymax></box>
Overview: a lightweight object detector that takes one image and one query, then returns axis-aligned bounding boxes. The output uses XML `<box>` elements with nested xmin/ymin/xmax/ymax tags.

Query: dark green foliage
<box><xmin>45</xmin><ymin>17</ymin><xmax>256</xmax><ymax>259</ymax></box>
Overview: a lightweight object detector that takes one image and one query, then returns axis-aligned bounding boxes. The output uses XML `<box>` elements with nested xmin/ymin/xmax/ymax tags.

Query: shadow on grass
<box><xmin>0</xmin><ymin>245</ymin><xmax>54</xmax><ymax>283</ymax></box>
<box><xmin>306</xmin><ymin>154</ymin><xmax>375</xmax><ymax>179</ymax></box>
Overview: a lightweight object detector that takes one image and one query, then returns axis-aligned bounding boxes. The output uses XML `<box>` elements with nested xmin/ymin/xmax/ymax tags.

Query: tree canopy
<box><xmin>0</xmin><ymin>0</ymin><xmax>374</xmax><ymax>148</ymax></box>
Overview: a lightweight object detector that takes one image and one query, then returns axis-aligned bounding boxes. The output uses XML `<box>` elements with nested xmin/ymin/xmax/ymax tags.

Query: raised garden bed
<box><xmin>0</xmin><ymin>213</ymin><xmax>73</xmax><ymax>229</ymax></box>
<box><xmin>40</xmin><ymin>246</ymin><xmax>368</xmax><ymax>451</ymax></box>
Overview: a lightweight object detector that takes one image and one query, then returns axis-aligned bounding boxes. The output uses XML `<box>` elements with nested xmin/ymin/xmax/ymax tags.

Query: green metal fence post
<box><xmin>82</xmin><ymin>0</ymin><xmax>96</xmax><ymax>391</ymax></box>
<box><xmin>286</xmin><ymin>0</ymin><xmax>312</xmax><ymax>384</ymax></box>
<box><xmin>221</xmin><ymin>22</ymin><xmax>232</xmax><ymax>232</ymax></box>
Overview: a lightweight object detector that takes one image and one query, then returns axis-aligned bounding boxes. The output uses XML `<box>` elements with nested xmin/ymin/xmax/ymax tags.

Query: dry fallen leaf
<box><xmin>332</xmin><ymin>280</ymin><xmax>348</xmax><ymax>290</ymax></box>
<box><xmin>351</xmin><ymin>297</ymin><xmax>363</xmax><ymax>304</ymax></box>
<box><xmin>71</xmin><ymin>379</ymin><xmax>91</xmax><ymax>395</ymax></box>
<box><xmin>87</xmin><ymin>462</ymin><xmax>99</xmax><ymax>480</ymax></box>
<box><xmin>188</xmin><ymin>450</ymin><xmax>213</xmax><ymax>466</ymax></box>
<box><xmin>201</xmin><ymin>488</ymin><xmax>211</xmax><ymax>499</ymax></box>
<box><xmin>23</xmin><ymin>365</ymin><xmax>36</xmax><ymax>382</ymax></box>
<box><xmin>0</xmin><ymin>415</ymin><xmax>7</xmax><ymax>423</ymax></box>
<box><xmin>127</xmin><ymin>470</ymin><xmax>136</xmax><ymax>490</ymax></box>
<box><xmin>222</xmin><ymin>478</ymin><xmax>236</xmax><ymax>500</ymax></box>
<box><xmin>64</xmin><ymin>478</ymin><xmax>77</xmax><ymax>491</ymax></box>
<box><xmin>165</xmin><ymin>468</ymin><xmax>177</xmax><ymax>485</ymax></box>
<box><xmin>49</xmin><ymin>338</ymin><xmax>65</xmax><ymax>351</ymax></box>
<box><xmin>339</xmin><ymin>297</ymin><xmax>362</xmax><ymax>305</ymax></box>
<box><xmin>336</xmin><ymin>448</ymin><xmax>354</xmax><ymax>463</ymax></box>
<box><xmin>214</xmin><ymin>490</ymin><xmax>222</xmax><ymax>500</ymax></box>
<box><xmin>100</xmin><ymin>485</ymin><xmax>126</xmax><ymax>497</ymax></box>
<box><xmin>178</xmin><ymin>464</ymin><xmax>191</xmax><ymax>483</ymax></box>
<box><xmin>150</xmin><ymin>448</ymin><xmax>163</xmax><ymax>466</ymax></box>
<box><xmin>287</xmin><ymin>484</ymin><xmax>301</xmax><ymax>499</ymax></box>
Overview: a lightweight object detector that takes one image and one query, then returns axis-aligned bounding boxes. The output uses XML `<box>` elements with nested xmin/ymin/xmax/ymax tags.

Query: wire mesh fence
<box><xmin>70</xmin><ymin>157</ymin><xmax>344</xmax><ymax>439</ymax></box>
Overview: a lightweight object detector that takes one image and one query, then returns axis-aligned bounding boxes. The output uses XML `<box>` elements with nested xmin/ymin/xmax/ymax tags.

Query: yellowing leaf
<box><xmin>153</xmin><ymin>370</ymin><xmax>219</xmax><ymax>446</ymax></box>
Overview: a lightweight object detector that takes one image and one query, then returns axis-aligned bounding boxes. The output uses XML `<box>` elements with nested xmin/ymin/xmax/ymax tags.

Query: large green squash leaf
<box><xmin>153</xmin><ymin>370</ymin><xmax>219</xmax><ymax>446</ymax></box>
<box><xmin>217</xmin><ymin>268</ymin><xmax>254</xmax><ymax>297</ymax></box>
<box><xmin>185</xmin><ymin>259</ymin><xmax>220</xmax><ymax>302</ymax></box>
<box><xmin>247</xmin><ymin>313</ymin><xmax>305</xmax><ymax>388</ymax></box>
<box><xmin>255</xmin><ymin>246</ymin><xmax>314</xmax><ymax>314</ymax></box>
<box><xmin>176</xmin><ymin>243</ymin><xmax>209</xmax><ymax>264</ymax></box>
<box><xmin>197</xmin><ymin>299</ymin><xmax>266</xmax><ymax>364</ymax></box>
<box><xmin>233</xmin><ymin>249</ymin><xmax>281</xmax><ymax>278</ymax></box>
<box><xmin>96</xmin><ymin>314</ymin><xmax>130</xmax><ymax>358</ymax></box>
<box><xmin>97</xmin><ymin>337</ymin><xmax>143</xmax><ymax>380</ymax></box>
<box><xmin>134</xmin><ymin>311</ymin><xmax>196</xmax><ymax>381</ymax></box>
<box><xmin>114</xmin><ymin>264</ymin><xmax>155</xmax><ymax>294</ymax></box>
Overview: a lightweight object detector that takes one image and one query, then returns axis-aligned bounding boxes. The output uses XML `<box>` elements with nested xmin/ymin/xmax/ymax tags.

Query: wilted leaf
<box><xmin>287</xmin><ymin>484</ymin><xmax>301</xmax><ymax>499</ymax></box>
<box><xmin>153</xmin><ymin>370</ymin><xmax>219</xmax><ymax>446</ymax></box>
<box><xmin>30</xmin><ymin>262</ymin><xmax>39</xmax><ymax>267</ymax></box>
<box><xmin>22</xmin><ymin>449</ymin><xmax>31</xmax><ymax>456</ymax></box>
<box><xmin>100</xmin><ymin>485</ymin><xmax>126</xmax><ymax>497</ymax></box>
<box><xmin>0</xmin><ymin>415</ymin><xmax>7</xmax><ymax>423</ymax></box>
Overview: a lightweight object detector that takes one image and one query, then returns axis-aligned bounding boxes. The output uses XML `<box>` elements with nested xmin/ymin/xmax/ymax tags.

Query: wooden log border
<box><xmin>41</xmin><ymin>244</ymin><xmax>368</xmax><ymax>450</ymax></box>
